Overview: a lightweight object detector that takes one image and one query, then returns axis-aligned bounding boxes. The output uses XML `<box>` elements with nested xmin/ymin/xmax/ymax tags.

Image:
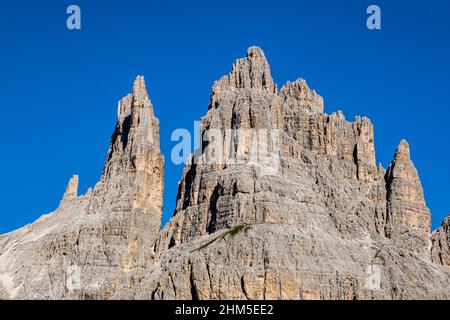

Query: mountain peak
<box><xmin>431</xmin><ymin>214</ymin><xmax>450</xmax><ymax>267</ymax></box>
<box><xmin>386</xmin><ymin>139</ymin><xmax>430</xmax><ymax>256</ymax></box>
<box><xmin>2</xmin><ymin>47</ymin><xmax>450</xmax><ymax>301</ymax></box>
<box><xmin>279</xmin><ymin>78</ymin><xmax>324</xmax><ymax>113</ymax></box>
<box><xmin>96</xmin><ymin>75</ymin><xmax>164</xmax><ymax>213</ymax></box>
<box><xmin>394</xmin><ymin>139</ymin><xmax>411</xmax><ymax>159</ymax></box>
<box><xmin>132</xmin><ymin>75</ymin><xmax>149</xmax><ymax>103</ymax></box>
<box><xmin>246</xmin><ymin>46</ymin><xmax>266</xmax><ymax>60</ymax></box>
<box><xmin>59</xmin><ymin>175</ymin><xmax>79</xmax><ymax>205</ymax></box>
<box><xmin>212</xmin><ymin>46</ymin><xmax>276</xmax><ymax>93</ymax></box>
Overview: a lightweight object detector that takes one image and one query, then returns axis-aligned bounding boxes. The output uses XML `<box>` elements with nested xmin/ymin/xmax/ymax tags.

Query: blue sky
<box><xmin>0</xmin><ymin>0</ymin><xmax>449</xmax><ymax>234</ymax></box>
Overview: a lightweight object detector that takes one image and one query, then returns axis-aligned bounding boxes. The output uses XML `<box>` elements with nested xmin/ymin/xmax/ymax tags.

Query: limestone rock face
<box><xmin>0</xmin><ymin>76</ymin><xmax>164</xmax><ymax>299</ymax></box>
<box><xmin>160</xmin><ymin>46</ymin><xmax>381</xmax><ymax>249</ymax></box>
<box><xmin>90</xmin><ymin>75</ymin><xmax>164</xmax><ymax>217</ymax></box>
<box><xmin>279</xmin><ymin>79</ymin><xmax>324</xmax><ymax>114</ymax></box>
<box><xmin>1</xmin><ymin>47</ymin><xmax>450</xmax><ymax>300</ymax></box>
<box><xmin>432</xmin><ymin>216</ymin><xmax>450</xmax><ymax>268</ymax></box>
<box><xmin>131</xmin><ymin>47</ymin><xmax>450</xmax><ymax>300</ymax></box>
<box><xmin>385</xmin><ymin>140</ymin><xmax>431</xmax><ymax>258</ymax></box>
<box><xmin>61</xmin><ymin>175</ymin><xmax>79</xmax><ymax>203</ymax></box>
<box><xmin>212</xmin><ymin>46</ymin><xmax>276</xmax><ymax>94</ymax></box>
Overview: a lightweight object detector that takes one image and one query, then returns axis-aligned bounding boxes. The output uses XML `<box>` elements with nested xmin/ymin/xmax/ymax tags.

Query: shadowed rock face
<box><xmin>1</xmin><ymin>47</ymin><xmax>449</xmax><ymax>300</ymax></box>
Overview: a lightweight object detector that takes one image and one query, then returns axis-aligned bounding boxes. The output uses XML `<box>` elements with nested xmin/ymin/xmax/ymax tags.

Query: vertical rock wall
<box><xmin>0</xmin><ymin>76</ymin><xmax>164</xmax><ymax>299</ymax></box>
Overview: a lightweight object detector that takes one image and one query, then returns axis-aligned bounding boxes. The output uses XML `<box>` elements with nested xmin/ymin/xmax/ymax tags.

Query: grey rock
<box><xmin>1</xmin><ymin>47</ymin><xmax>449</xmax><ymax>300</ymax></box>
<box><xmin>140</xmin><ymin>46</ymin><xmax>450</xmax><ymax>300</ymax></box>
<box><xmin>431</xmin><ymin>215</ymin><xmax>450</xmax><ymax>267</ymax></box>
<box><xmin>385</xmin><ymin>140</ymin><xmax>431</xmax><ymax>258</ymax></box>
<box><xmin>0</xmin><ymin>76</ymin><xmax>164</xmax><ymax>299</ymax></box>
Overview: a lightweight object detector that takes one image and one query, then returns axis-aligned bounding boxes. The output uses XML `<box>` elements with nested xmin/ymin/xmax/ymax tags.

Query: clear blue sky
<box><xmin>0</xmin><ymin>0</ymin><xmax>449</xmax><ymax>234</ymax></box>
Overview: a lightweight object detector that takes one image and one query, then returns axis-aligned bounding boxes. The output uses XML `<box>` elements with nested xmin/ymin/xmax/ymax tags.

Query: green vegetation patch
<box><xmin>192</xmin><ymin>224</ymin><xmax>251</xmax><ymax>252</ymax></box>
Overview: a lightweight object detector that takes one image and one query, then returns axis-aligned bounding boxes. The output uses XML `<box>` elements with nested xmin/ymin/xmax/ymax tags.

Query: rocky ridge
<box><xmin>0</xmin><ymin>76</ymin><xmax>163</xmax><ymax>299</ymax></box>
<box><xmin>0</xmin><ymin>47</ymin><xmax>449</xmax><ymax>300</ymax></box>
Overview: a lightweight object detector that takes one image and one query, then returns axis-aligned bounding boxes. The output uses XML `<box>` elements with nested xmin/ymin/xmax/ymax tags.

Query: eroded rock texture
<box><xmin>1</xmin><ymin>47</ymin><xmax>449</xmax><ymax>300</ymax></box>
<box><xmin>385</xmin><ymin>140</ymin><xmax>431</xmax><ymax>258</ymax></box>
<box><xmin>432</xmin><ymin>216</ymin><xmax>450</xmax><ymax>267</ymax></box>
<box><xmin>0</xmin><ymin>76</ymin><xmax>163</xmax><ymax>299</ymax></box>
<box><xmin>133</xmin><ymin>47</ymin><xmax>450</xmax><ymax>300</ymax></box>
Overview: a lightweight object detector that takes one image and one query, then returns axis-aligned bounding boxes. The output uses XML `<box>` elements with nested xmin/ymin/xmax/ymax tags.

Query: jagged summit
<box><xmin>1</xmin><ymin>48</ymin><xmax>450</xmax><ymax>300</ymax></box>
<box><xmin>152</xmin><ymin>47</ymin><xmax>450</xmax><ymax>300</ymax></box>
<box><xmin>132</xmin><ymin>75</ymin><xmax>148</xmax><ymax>101</ymax></box>
<box><xmin>246</xmin><ymin>46</ymin><xmax>266</xmax><ymax>60</ymax></box>
<box><xmin>385</xmin><ymin>139</ymin><xmax>430</xmax><ymax>257</ymax></box>
<box><xmin>63</xmin><ymin>175</ymin><xmax>78</xmax><ymax>199</ymax></box>
<box><xmin>387</xmin><ymin>139</ymin><xmax>424</xmax><ymax>196</ymax></box>
<box><xmin>104</xmin><ymin>75</ymin><xmax>161</xmax><ymax>179</ymax></box>
<box><xmin>212</xmin><ymin>46</ymin><xmax>276</xmax><ymax>94</ymax></box>
<box><xmin>0</xmin><ymin>76</ymin><xmax>164</xmax><ymax>299</ymax></box>
<box><xmin>59</xmin><ymin>175</ymin><xmax>79</xmax><ymax>206</ymax></box>
<box><xmin>394</xmin><ymin>139</ymin><xmax>410</xmax><ymax>158</ymax></box>
<box><xmin>432</xmin><ymin>215</ymin><xmax>450</xmax><ymax>267</ymax></box>
<box><xmin>93</xmin><ymin>75</ymin><xmax>164</xmax><ymax>215</ymax></box>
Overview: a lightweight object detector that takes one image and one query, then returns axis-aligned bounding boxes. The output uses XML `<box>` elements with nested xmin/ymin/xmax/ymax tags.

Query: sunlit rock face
<box><xmin>1</xmin><ymin>47</ymin><xmax>449</xmax><ymax>300</ymax></box>
<box><xmin>432</xmin><ymin>216</ymin><xmax>450</xmax><ymax>268</ymax></box>
<box><xmin>385</xmin><ymin>140</ymin><xmax>432</xmax><ymax>258</ymax></box>
<box><xmin>140</xmin><ymin>47</ymin><xmax>450</xmax><ymax>300</ymax></box>
<box><xmin>0</xmin><ymin>76</ymin><xmax>164</xmax><ymax>299</ymax></box>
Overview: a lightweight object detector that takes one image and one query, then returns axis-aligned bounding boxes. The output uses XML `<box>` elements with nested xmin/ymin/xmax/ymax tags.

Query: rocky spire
<box><xmin>63</xmin><ymin>175</ymin><xmax>78</xmax><ymax>200</ymax></box>
<box><xmin>106</xmin><ymin>75</ymin><xmax>161</xmax><ymax>176</ymax></box>
<box><xmin>85</xmin><ymin>75</ymin><xmax>164</xmax><ymax>274</ymax></box>
<box><xmin>212</xmin><ymin>46</ymin><xmax>276</xmax><ymax>94</ymax></box>
<box><xmin>89</xmin><ymin>75</ymin><xmax>164</xmax><ymax>215</ymax></box>
<box><xmin>0</xmin><ymin>75</ymin><xmax>166</xmax><ymax>300</ymax></box>
<box><xmin>279</xmin><ymin>78</ymin><xmax>324</xmax><ymax>113</ymax></box>
<box><xmin>3</xmin><ymin>47</ymin><xmax>450</xmax><ymax>300</ymax></box>
<box><xmin>385</xmin><ymin>140</ymin><xmax>431</xmax><ymax>257</ymax></box>
<box><xmin>58</xmin><ymin>175</ymin><xmax>79</xmax><ymax>207</ymax></box>
<box><xmin>431</xmin><ymin>215</ymin><xmax>450</xmax><ymax>267</ymax></box>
